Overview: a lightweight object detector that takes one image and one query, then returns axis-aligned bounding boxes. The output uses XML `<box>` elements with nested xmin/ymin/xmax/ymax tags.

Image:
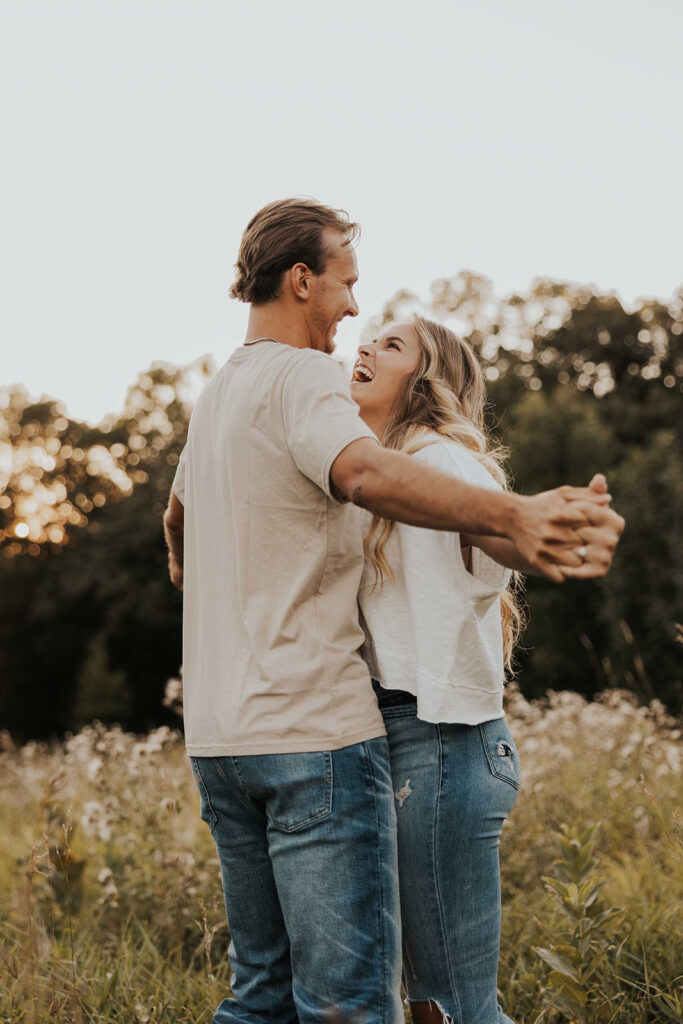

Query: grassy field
<box><xmin>1</xmin><ymin>682</ymin><xmax>681</xmax><ymax>1024</ymax></box>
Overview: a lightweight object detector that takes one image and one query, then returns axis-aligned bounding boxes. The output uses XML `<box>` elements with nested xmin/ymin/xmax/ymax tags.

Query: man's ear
<box><xmin>289</xmin><ymin>262</ymin><xmax>312</xmax><ymax>301</ymax></box>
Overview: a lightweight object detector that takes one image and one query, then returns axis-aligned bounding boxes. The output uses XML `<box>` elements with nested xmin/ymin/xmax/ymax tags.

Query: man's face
<box><xmin>307</xmin><ymin>230</ymin><xmax>360</xmax><ymax>354</ymax></box>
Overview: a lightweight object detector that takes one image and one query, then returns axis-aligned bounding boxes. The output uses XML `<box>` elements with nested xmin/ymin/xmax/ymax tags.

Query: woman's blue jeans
<box><xmin>190</xmin><ymin>737</ymin><xmax>403</xmax><ymax>1024</ymax></box>
<box><xmin>379</xmin><ymin>693</ymin><xmax>520</xmax><ymax>1024</ymax></box>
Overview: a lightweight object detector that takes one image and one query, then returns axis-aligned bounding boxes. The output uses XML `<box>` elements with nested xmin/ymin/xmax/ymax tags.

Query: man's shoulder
<box><xmin>288</xmin><ymin>347</ymin><xmax>348</xmax><ymax>379</ymax></box>
<box><xmin>200</xmin><ymin>344</ymin><xmax>347</xmax><ymax>405</ymax></box>
<box><xmin>231</xmin><ymin>342</ymin><xmax>340</xmax><ymax>373</ymax></box>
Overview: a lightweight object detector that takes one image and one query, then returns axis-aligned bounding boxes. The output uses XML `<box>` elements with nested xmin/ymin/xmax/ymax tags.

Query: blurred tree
<box><xmin>72</xmin><ymin>633</ymin><xmax>129</xmax><ymax>731</ymax></box>
<box><xmin>367</xmin><ymin>273</ymin><xmax>683</xmax><ymax>443</ymax></box>
<box><xmin>600</xmin><ymin>431</ymin><xmax>683</xmax><ymax>709</ymax></box>
<box><xmin>2</xmin><ymin>274</ymin><xmax>682</xmax><ymax>737</ymax></box>
<box><xmin>0</xmin><ymin>358</ymin><xmax>212</xmax><ymax>740</ymax></box>
<box><xmin>503</xmin><ymin>388</ymin><xmax>618</xmax><ymax>490</ymax></box>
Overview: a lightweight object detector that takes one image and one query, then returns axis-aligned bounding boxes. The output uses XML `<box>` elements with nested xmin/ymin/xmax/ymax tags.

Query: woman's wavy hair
<box><xmin>364</xmin><ymin>314</ymin><xmax>525</xmax><ymax>674</ymax></box>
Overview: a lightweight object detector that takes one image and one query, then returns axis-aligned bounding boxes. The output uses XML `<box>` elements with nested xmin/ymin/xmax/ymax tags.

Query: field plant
<box><xmin>0</xmin><ymin>681</ymin><xmax>680</xmax><ymax>1024</ymax></box>
<box><xmin>498</xmin><ymin>685</ymin><xmax>682</xmax><ymax>1023</ymax></box>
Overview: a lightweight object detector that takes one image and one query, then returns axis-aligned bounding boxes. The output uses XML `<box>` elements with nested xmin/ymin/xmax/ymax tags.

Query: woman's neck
<box><xmin>358</xmin><ymin>408</ymin><xmax>388</xmax><ymax>441</ymax></box>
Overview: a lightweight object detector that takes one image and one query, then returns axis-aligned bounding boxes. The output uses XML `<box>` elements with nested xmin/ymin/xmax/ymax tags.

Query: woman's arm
<box><xmin>460</xmin><ymin>534</ymin><xmax>538</xmax><ymax>574</ymax></box>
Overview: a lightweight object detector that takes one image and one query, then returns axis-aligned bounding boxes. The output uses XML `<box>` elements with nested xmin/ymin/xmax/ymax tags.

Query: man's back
<box><xmin>174</xmin><ymin>340</ymin><xmax>384</xmax><ymax>755</ymax></box>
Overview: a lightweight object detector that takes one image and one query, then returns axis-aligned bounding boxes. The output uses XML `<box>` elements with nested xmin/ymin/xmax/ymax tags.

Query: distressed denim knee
<box><xmin>380</xmin><ymin>701</ymin><xmax>520</xmax><ymax>1024</ymax></box>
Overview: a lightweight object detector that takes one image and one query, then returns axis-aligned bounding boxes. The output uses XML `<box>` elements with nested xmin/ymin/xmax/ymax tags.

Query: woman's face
<box><xmin>350</xmin><ymin>321</ymin><xmax>422</xmax><ymax>430</ymax></box>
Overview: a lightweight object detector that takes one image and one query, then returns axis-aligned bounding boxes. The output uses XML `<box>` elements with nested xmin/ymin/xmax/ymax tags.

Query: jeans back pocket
<box><xmin>478</xmin><ymin>719</ymin><xmax>521</xmax><ymax>790</ymax></box>
<box><xmin>263</xmin><ymin>751</ymin><xmax>334</xmax><ymax>833</ymax></box>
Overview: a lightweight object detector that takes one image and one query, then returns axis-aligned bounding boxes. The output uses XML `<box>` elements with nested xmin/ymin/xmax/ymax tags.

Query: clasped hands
<box><xmin>532</xmin><ymin>474</ymin><xmax>625</xmax><ymax>583</ymax></box>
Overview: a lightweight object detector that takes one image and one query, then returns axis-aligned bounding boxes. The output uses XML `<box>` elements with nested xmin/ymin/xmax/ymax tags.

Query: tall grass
<box><xmin>1</xmin><ymin>682</ymin><xmax>680</xmax><ymax>1023</ymax></box>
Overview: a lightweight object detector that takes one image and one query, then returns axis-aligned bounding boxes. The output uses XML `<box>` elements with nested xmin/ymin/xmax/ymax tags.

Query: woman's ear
<box><xmin>412</xmin><ymin>375</ymin><xmax>429</xmax><ymax>397</ymax></box>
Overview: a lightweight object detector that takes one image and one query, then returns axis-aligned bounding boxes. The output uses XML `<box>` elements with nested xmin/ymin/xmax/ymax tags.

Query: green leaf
<box><xmin>550</xmin><ymin>988</ymin><xmax>586</xmax><ymax>1021</ymax></box>
<box><xmin>654</xmin><ymin>992</ymin><xmax>683</xmax><ymax>1022</ymax></box>
<box><xmin>536</xmin><ymin>947</ymin><xmax>579</xmax><ymax>981</ymax></box>
<box><xmin>548</xmin><ymin>971</ymin><xmax>588</xmax><ymax>1006</ymax></box>
<box><xmin>587</xmin><ymin>906</ymin><xmax>623</xmax><ymax>928</ymax></box>
<box><xmin>552</xmin><ymin>944</ymin><xmax>580</xmax><ymax>964</ymax></box>
<box><xmin>557</xmin><ymin>835</ymin><xmax>578</xmax><ymax>858</ymax></box>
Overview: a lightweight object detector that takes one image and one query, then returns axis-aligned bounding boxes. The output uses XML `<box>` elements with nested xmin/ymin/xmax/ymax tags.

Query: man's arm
<box><xmin>330</xmin><ymin>439</ymin><xmax>619</xmax><ymax>583</ymax></box>
<box><xmin>460</xmin><ymin>474</ymin><xmax>624</xmax><ymax>579</ymax></box>
<box><xmin>163</xmin><ymin>490</ymin><xmax>184</xmax><ymax>591</ymax></box>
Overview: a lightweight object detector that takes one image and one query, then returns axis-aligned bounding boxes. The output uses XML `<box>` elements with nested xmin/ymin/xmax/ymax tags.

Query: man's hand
<box><xmin>509</xmin><ymin>484</ymin><xmax>614</xmax><ymax>583</ymax></box>
<box><xmin>512</xmin><ymin>476</ymin><xmax>625</xmax><ymax>582</ymax></box>
<box><xmin>164</xmin><ymin>490</ymin><xmax>184</xmax><ymax>589</ymax></box>
<box><xmin>168</xmin><ymin>552</ymin><xmax>184</xmax><ymax>592</ymax></box>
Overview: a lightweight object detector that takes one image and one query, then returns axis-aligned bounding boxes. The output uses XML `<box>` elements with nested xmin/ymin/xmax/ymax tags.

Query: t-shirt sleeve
<box><xmin>281</xmin><ymin>352</ymin><xmax>378</xmax><ymax>499</ymax></box>
<box><xmin>172</xmin><ymin>446</ymin><xmax>186</xmax><ymax>504</ymax></box>
<box><xmin>412</xmin><ymin>440</ymin><xmax>511</xmax><ymax>596</ymax></box>
<box><xmin>412</xmin><ymin>440</ymin><xmax>502</xmax><ymax>492</ymax></box>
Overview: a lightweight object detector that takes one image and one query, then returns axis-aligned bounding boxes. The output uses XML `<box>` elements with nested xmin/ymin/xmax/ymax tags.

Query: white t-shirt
<box><xmin>173</xmin><ymin>341</ymin><xmax>385</xmax><ymax>756</ymax></box>
<box><xmin>358</xmin><ymin>436</ymin><xmax>512</xmax><ymax>725</ymax></box>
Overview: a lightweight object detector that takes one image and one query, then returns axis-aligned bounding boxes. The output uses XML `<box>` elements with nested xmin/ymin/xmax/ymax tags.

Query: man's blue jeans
<box><xmin>190</xmin><ymin>737</ymin><xmax>402</xmax><ymax>1024</ymax></box>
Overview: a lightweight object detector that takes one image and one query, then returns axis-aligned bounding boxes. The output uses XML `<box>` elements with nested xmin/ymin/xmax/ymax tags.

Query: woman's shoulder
<box><xmin>412</xmin><ymin>435</ymin><xmax>503</xmax><ymax>491</ymax></box>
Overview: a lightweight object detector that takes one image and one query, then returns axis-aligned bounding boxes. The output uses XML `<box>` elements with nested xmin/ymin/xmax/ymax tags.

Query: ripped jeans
<box><xmin>374</xmin><ymin>682</ymin><xmax>520</xmax><ymax>1024</ymax></box>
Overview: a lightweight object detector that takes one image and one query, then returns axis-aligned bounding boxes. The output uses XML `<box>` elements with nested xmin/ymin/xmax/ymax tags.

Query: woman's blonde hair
<box><xmin>364</xmin><ymin>314</ymin><xmax>525</xmax><ymax>674</ymax></box>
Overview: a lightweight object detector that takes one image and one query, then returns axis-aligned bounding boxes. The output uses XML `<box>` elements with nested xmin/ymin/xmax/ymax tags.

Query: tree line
<box><xmin>1</xmin><ymin>275</ymin><xmax>681</xmax><ymax>740</ymax></box>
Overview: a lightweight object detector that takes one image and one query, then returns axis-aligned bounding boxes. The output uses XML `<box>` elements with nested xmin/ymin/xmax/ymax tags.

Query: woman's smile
<box><xmin>352</xmin><ymin>361</ymin><xmax>375</xmax><ymax>383</ymax></box>
<box><xmin>350</xmin><ymin>321</ymin><xmax>422</xmax><ymax>435</ymax></box>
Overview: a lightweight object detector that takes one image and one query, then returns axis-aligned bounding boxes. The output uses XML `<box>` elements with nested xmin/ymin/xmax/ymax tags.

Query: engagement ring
<box><xmin>577</xmin><ymin>546</ymin><xmax>588</xmax><ymax>560</ymax></box>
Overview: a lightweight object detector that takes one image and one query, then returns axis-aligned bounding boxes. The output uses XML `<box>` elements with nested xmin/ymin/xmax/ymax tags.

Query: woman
<box><xmin>351</xmin><ymin>315</ymin><xmax>534</xmax><ymax>1024</ymax></box>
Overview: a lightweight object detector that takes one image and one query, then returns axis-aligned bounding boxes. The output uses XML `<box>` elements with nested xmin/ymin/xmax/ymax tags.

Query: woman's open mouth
<box><xmin>352</xmin><ymin>362</ymin><xmax>375</xmax><ymax>383</ymax></box>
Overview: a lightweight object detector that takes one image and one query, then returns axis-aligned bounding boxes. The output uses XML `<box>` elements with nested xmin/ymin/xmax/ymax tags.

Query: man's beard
<box><xmin>310</xmin><ymin>305</ymin><xmax>335</xmax><ymax>354</ymax></box>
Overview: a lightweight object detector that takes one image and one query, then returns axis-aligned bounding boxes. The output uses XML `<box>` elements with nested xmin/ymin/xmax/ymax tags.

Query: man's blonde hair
<box><xmin>230</xmin><ymin>198</ymin><xmax>359</xmax><ymax>305</ymax></box>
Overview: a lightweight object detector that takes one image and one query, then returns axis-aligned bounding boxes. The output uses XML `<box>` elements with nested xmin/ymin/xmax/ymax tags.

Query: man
<box><xmin>164</xmin><ymin>198</ymin><xmax>623</xmax><ymax>1024</ymax></box>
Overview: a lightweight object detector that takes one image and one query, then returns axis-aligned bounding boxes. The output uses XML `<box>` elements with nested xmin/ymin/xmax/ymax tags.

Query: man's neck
<box><xmin>245</xmin><ymin>304</ymin><xmax>312</xmax><ymax>350</ymax></box>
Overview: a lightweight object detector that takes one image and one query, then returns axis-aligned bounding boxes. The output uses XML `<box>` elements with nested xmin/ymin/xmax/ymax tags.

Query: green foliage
<box><xmin>72</xmin><ymin>634</ymin><xmax>129</xmax><ymax>732</ymax></box>
<box><xmin>535</xmin><ymin>824</ymin><xmax>624</xmax><ymax>1022</ymax></box>
<box><xmin>504</xmin><ymin>389</ymin><xmax>618</xmax><ymax>495</ymax></box>
<box><xmin>0</xmin><ymin>725</ymin><xmax>230</xmax><ymax>1022</ymax></box>
<box><xmin>0</xmin><ymin>360</ymin><xmax>213</xmax><ymax>740</ymax></box>
<box><xmin>1</xmin><ymin>687</ymin><xmax>681</xmax><ymax>1022</ymax></box>
<box><xmin>1</xmin><ymin>277</ymin><xmax>682</xmax><ymax>741</ymax></box>
<box><xmin>496</xmin><ymin>685</ymin><xmax>682</xmax><ymax>1024</ymax></box>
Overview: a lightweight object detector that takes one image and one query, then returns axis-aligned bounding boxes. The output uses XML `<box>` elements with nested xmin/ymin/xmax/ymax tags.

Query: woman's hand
<box><xmin>505</xmin><ymin>484</ymin><xmax>610</xmax><ymax>581</ymax></box>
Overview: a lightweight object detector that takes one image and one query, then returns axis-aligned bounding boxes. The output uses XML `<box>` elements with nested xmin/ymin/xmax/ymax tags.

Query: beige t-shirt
<box><xmin>172</xmin><ymin>341</ymin><xmax>385</xmax><ymax>755</ymax></box>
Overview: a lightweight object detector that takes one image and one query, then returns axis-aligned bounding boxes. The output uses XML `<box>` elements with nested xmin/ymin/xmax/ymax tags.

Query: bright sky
<box><xmin>2</xmin><ymin>0</ymin><xmax>682</xmax><ymax>425</ymax></box>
